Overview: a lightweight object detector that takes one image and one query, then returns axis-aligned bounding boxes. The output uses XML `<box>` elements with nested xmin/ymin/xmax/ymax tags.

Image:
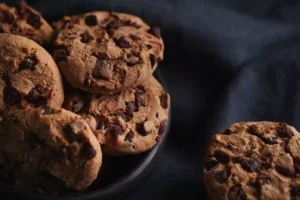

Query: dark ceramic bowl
<box><xmin>0</xmin><ymin>69</ymin><xmax>171</xmax><ymax>200</ymax></box>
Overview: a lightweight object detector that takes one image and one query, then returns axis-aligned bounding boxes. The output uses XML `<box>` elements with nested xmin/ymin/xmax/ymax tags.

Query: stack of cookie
<box><xmin>0</xmin><ymin>0</ymin><xmax>170</xmax><ymax>196</ymax></box>
<box><xmin>203</xmin><ymin>122</ymin><xmax>300</xmax><ymax>200</ymax></box>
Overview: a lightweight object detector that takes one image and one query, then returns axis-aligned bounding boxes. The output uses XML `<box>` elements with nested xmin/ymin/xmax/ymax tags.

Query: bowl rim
<box><xmin>0</xmin><ymin>69</ymin><xmax>171</xmax><ymax>200</ymax></box>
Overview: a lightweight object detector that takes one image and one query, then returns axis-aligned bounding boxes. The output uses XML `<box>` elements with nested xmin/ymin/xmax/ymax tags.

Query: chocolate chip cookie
<box><xmin>53</xmin><ymin>12</ymin><xmax>164</xmax><ymax>94</ymax></box>
<box><xmin>0</xmin><ymin>106</ymin><xmax>102</xmax><ymax>195</ymax></box>
<box><xmin>63</xmin><ymin>76</ymin><xmax>170</xmax><ymax>155</ymax></box>
<box><xmin>203</xmin><ymin>122</ymin><xmax>300</xmax><ymax>200</ymax></box>
<box><xmin>0</xmin><ymin>33</ymin><xmax>64</xmax><ymax>114</ymax></box>
<box><xmin>0</xmin><ymin>0</ymin><xmax>54</xmax><ymax>46</ymax></box>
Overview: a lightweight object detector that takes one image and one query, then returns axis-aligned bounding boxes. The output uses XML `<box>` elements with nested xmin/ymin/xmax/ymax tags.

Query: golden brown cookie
<box><xmin>63</xmin><ymin>76</ymin><xmax>170</xmax><ymax>155</ymax></box>
<box><xmin>203</xmin><ymin>122</ymin><xmax>300</xmax><ymax>200</ymax></box>
<box><xmin>53</xmin><ymin>11</ymin><xmax>164</xmax><ymax>94</ymax></box>
<box><xmin>0</xmin><ymin>0</ymin><xmax>54</xmax><ymax>46</ymax></box>
<box><xmin>0</xmin><ymin>106</ymin><xmax>102</xmax><ymax>195</ymax></box>
<box><xmin>0</xmin><ymin>33</ymin><xmax>64</xmax><ymax>113</ymax></box>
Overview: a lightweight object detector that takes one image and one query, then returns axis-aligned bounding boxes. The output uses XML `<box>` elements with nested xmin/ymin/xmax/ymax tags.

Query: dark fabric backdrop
<box><xmin>5</xmin><ymin>0</ymin><xmax>300</xmax><ymax>199</ymax></box>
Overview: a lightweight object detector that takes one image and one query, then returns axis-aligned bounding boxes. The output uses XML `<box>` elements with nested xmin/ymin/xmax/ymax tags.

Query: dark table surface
<box><xmin>5</xmin><ymin>0</ymin><xmax>300</xmax><ymax>199</ymax></box>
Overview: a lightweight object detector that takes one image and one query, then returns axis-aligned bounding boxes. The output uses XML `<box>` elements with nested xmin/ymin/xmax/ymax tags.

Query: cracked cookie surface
<box><xmin>203</xmin><ymin>122</ymin><xmax>300</xmax><ymax>200</ymax></box>
<box><xmin>63</xmin><ymin>76</ymin><xmax>170</xmax><ymax>155</ymax></box>
<box><xmin>0</xmin><ymin>107</ymin><xmax>102</xmax><ymax>195</ymax></box>
<box><xmin>0</xmin><ymin>33</ymin><xmax>64</xmax><ymax>114</ymax></box>
<box><xmin>0</xmin><ymin>0</ymin><xmax>54</xmax><ymax>46</ymax></box>
<box><xmin>53</xmin><ymin>11</ymin><xmax>164</xmax><ymax>94</ymax></box>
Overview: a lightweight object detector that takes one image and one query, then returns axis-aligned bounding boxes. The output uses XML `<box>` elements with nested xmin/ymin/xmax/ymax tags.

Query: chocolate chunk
<box><xmin>3</xmin><ymin>86</ymin><xmax>21</xmax><ymax>105</ymax></box>
<box><xmin>277</xmin><ymin>123</ymin><xmax>294</xmax><ymax>138</ymax></box>
<box><xmin>240</xmin><ymin>158</ymin><xmax>263</xmax><ymax>172</ymax></box>
<box><xmin>149</xmin><ymin>54</ymin><xmax>157</xmax><ymax>68</ymax></box>
<box><xmin>160</xmin><ymin>93</ymin><xmax>169</xmax><ymax>109</ymax></box>
<box><xmin>204</xmin><ymin>157</ymin><xmax>218</xmax><ymax>170</ymax></box>
<box><xmin>124</xmin><ymin>131</ymin><xmax>134</xmax><ymax>143</ymax></box>
<box><xmin>19</xmin><ymin>56</ymin><xmax>38</xmax><ymax>70</ymax></box>
<box><xmin>275</xmin><ymin>161</ymin><xmax>294</xmax><ymax>177</ymax></box>
<box><xmin>227</xmin><ymin>185</ymin><xmax>246</xmax><ymax>200</ymax></box>
<box><xmin>212</xmin><ymin>168</ymin><xmax>230</xmax><ymax>183</ymax></box>
<box><xmin>158</xmin><ymin>121</ymin><xmax>167</xmax><ymax>135</ymax></box>
<box><xmin>63</xmin><ymin>124</ymin><xmax>76</xmax><ymax>142</ymax></box>
<box><xmin>136</xmin><ymin>122</ymin><xmax>149</xmax><ymax>136</ymax></box>
<box><xmin>106</xmin><ymin>19</ymin><xmax>127</xmax><ymax>30</ymax></box>
<box><xmin>114</xmin><ymin>37</ymin><xmax>130</xmax><ymax>48</ymax></box>
<box><xmin>146</xmin><ymin>44</ymin><xmax>152</xmax><ymax>49</ymax></box>
<box><xmin>54</xmin><ymin>48</ymin><xmax>69</xmax><ymax>62</ymax></box>
<box><xmin>27</xmin><ymin>13</ymin><xmax>41</xmax><ymax>29</ymax></box>
<box><xmin>42</xmin><ymin>106</ymin><xmax>54</xmax><ymax>115</ymax></box>
<box><xmin>25</xmin><ymin>85</ymin><xmax>43</xmax><ymax>102</ymax></box>
<box><xmin>93</xmin><ymin>60</ymin><xmax>113</xmax><ymax>79</ymax></box>
<box><xmin>248</xmin><ymin>125</ymin><xmax>259</xmax><ymax>135</ymax></box>
<box><xmin>214</xmin><ymin>151</ymin><xmax>230</xmax><ymax>163</ymax></box>
<box><xmin>130</xmin><ymin>34</ymin><xmax>141</xmax><ymax>41</ymax></box>
<box><xmin>291</xmin><ymin>186</ymin><xmax>300</xmax><ymax>197</ymax></box>
<box><xmin>80</xmin><ymin>31</ymin><xmax>93</xmax><ymax>43</ymax></box>
<box><xmin>98</xmin><ymin>52</ymin><xmax>110</xmax><ymax>60</ymax></box>
<box><xmin>85</xmin><ymin>15</ymin><xmax>98</xmax><ymax>26</ymax></box>
<box><xmin>135</xmin><ymin>93</ymin><xmax>145</xmax><ymax>108</ymax></box>
<box><xmin>120</xmin><ymin>113</ymin><xmax>132</xmax><ymax>122</ymax></box>
<box><xmin>125</xmin><ymin>101</ymin><xmax>135</xmax><ymax>115</ymax></box>
<box><xmin>110</xmin><ymin>125</ymin><xmax>123</xmax><ymax>138</ymax></box>
<box><xmin>148</xmin><ymin>26</ymin><xmax>161</xmax><ymax>38</ymax></box>
<box><xmin>81</xmin><ymin>142</ymin><xmax>97</xmax><ymax>160</ymax></box>
<box><xmin>3</xmin><ymin>11</ymin><xmax>14</xmax><ymax>23</ymax></box>
<box><xmin>263</xmin><ymin>136</ymin><xmax>279</xmax><ymax>144</ymax></box>
<box><xmin>10</xmin><ymin>23</ymin><xmax>21</xmax><ymax>34</ymax></box>
<box><xmin>222</xmin><ymin>128</ymin><xmax>232</xmax><ymax>135</ymax></box>
<box><xmin>95</xmin><ymin>116</ymin><xmax>107</xmax><ymax>130</ymax></box>
<box><xmin>62</xmin><ymin>20</ymin><xmax>74</xmax><ymax>29</ymax></box>
<box><xmin>64</xmin><ymin>93</ymin><xmax>84</xmax><ymax>113</ymax></box>
<box><xmin>84</xmin><ymin>76</ymin><xmax>92</xmax><ymax>87</ymax></box>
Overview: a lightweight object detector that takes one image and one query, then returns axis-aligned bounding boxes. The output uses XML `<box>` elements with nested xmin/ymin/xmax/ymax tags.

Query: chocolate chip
<box><xmin>148</xmin><ymin>26</ymin><xmax>161</xmax><ymax>38</ymax></box>
<box><xmin>158</xmin><ymin>122</ymin><xmax>167</xmax><ymax>135</ymax></box>
<box><xmin>81</xmin><ymin>142</ymin><xmax>97</xmax><ymax>160</ymax></box>
<box><xmin>204</xmin><ymin>157</ymin><xmax>218</xmax><ymax>170</ymax></box>
<box><xmin>291</xmin><ymin>186</ymin><xmax>300</xmax><ymax>197</ymax></box>
<box><xmin>212</xmin><ymin>168</ymin><xmax>230</xmax><ymax>183</ymax></box>
<box><xmin>27</xmin><ymin>13</ymin><xmax>41</xmax><ymax>29</ymax></box>
<box><xmin>106</xmin><ymin>19</ymin><xmax>127</xmax><ymax>30</ymax></box>
<box><xmin>263</xmin><ymin>136</ymin><xmax>279</xmax><ymax>144</ymax></box>
<box><xmin>130</xmin><ymin>34</ymin><xmax>141</xmax><ymax>41</ymax></box>
<box><xmin>0</xmin><ymin>27</ymin><xmax>4</xmax><ymax>33</ymax></box>
<box><xmin>93</xmin><ymin>60</ymin><xmax>113</xmax><ymax>79</ymax></box>
<box><xmin>136</xmin><ymin>122</ymin><xmax>149</xmax><ymax>136</ymax></box>
<box><xmin>64</xmin><ymin>93</ymin><xmax>84</xmax><ymax>113</ymax></box>
<box><xmin>80</xmin><ymin>31</ymin><xmax>93</xmax><ymax>43</ymax></box>
<box><xmin>146</xmin><ymin>44</ymin><xmax>152</xmax><ymax>49</ymax></box>
<box><xmin>54</xmin><ymin>48</ymin><xmax>69</xmax><ymax>62</ymax></box>
<box><xmin>3</xmin><ymin>86</ymin><xmax>21</xmax><ymax>105</ymax></box>
<box><xmin>85</xmin><ymin>15</ymin><xmax>98</xmax><ymax>26</ymax></box>
<box><xmin>160</xmin><ymin>93</ymin><xmax>169</xmax><ymax>109</ymax></box>
<box><xmin>62</xmin><ymin>20</ymin><xmax>74</xmax><ymax>29</ymax></box>
<box><xmin>240</xmin><ymin>158</ymin><xmax>263</xmax><ymax>172</ymax></box>
<box><xmin>277</xmin><ymin>123</ymin><xmax>294</xmax><ymax>138</ymax></box>
<box><xmin>149</xmin><ymin>54</ymin><xmax>157</xmax><ymax>68</ymax></box>
<box><xmin>95</xmin><ymin>116</ymin><xmax>107</xmax><ymax>130</ymax></box>
<box><xmin>63</xmin><ymin>124</ymin><xmax>76</xmax><ymax>142</ymax></box>
<box><xmin>214</xmin><ymin>151</ymin><xmax>230</xmax><ymax>163</ymax></box>
<box><xmin>135</xmin><ymin>93</ymin><xmax>145</xmax><ymax>108</ymax></box>
<box><xmin>226</xmin><ymin>143</ymin><xmax>239</xmax><ymax>152</ymax></box>
<box><xmin>114</xmin><ymin>36</ymin><xmax>130</xmax><ymax>48</ymax></box>
<box><xmin>2</xmin><ymin>72</ymin><xmax>11</xmax><ymax>86</ymax></box>
<box><xmin>25</xmin><ymin>85</ymin><xmax>43</xmax><ymax>102</ymax></box>
<box><xmin>98</xmin><ymin>52</ymin><xmax>110</xmax><ymax>60</ymax></box>
<box><xmin>130</xmin><ymin>22</ymin><xmax>141</xmax><ymax>28</ymax></box>
<box><xmin>127</xmin><ymin>54</ymin><xmax>140</xmax><ymax>67</ymax></box>
<box><xmin>221</xmin><ymin>128</ymin><xmax>232</xmax><ymax>135</ymax></box>
<box><xmin>227</xmin><ymin>185</ymin><xmax>246</xmax><ymax>200</ymax></box>
<box><xmin>125</xmin><ymin>101</ymin><xmax>135</xmax><ymax>115</ymax></box>
<box><xmin>120</xmin><ymin>113</ymin><xmax>132</xmax><ymax>122</ymax></box>
<box><xmin>124</xmin><ymin>131</ymin><xmax>134</xmax><ymax>143</ymax></box>
<box><xmin>42</xmin><ymin>106</ymin><xmax>54</xmax><ymax>115</ymax></box>
<box><xmin>28</xmin><ymin>134</ymin><xmax>44</xmax><ymax>151</ymax></box>
<box><xmin>19</xmin><ymin>56</ymin><xmax>38</xmax><ymax>70</ymax></box>
<box><xmin>110</xmin><ymin>125</ymin><xmax>123</xmax><ymax>138</ymax></box>
<box><xmin>248</xmin><ymin>125</ymin><xmax>259</xmax><ymax>135</ymax></box>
